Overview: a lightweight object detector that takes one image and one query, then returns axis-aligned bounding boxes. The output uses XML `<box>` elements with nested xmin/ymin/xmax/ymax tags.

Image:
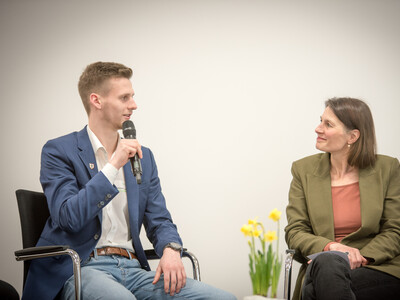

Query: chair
<box><xmin>0</xmin><ymin>279</ymin><xmax>19</xmax><ymax>300</ymax></box>
<box><xmin>14</xmin><ymin>189</ymin><xmax>201</xmax><ymax>300</ymax></box>
<box><xmin>285</xmin><ymin>249</ymin><xmax>312</xmax><ymax>300</ymax></box>
<box><xmin>284</xmin><ymin>249</ymin><xmax>295</xmax><ymax>300</ymax></box>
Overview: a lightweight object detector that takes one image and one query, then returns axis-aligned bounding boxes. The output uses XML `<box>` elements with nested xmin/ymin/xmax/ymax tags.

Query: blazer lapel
<box><xmin>124</xmin><ymin>163</ymin><xmax>149</xmax><ymax>270</ymax></box>
<box><xmin>359</xmin><ymin>166</ymin><xmax>379</xmax><ymax>228</ymax></box>
<box><xmin>77</xmin><ymin>126</ymin><xmax>98</xmax><ymax>177</ymax></box>
<box><xmin>76</xmin><ymin>126</ymin><xmax>102</xmax><ymax>223</ymax></box>
<box><xmin>344</xmin><ymin>165</ymin><xmax>380</xmax><ymax>241</ymax></box>
<box><xmin>307</xmin><ymin>153</ymin><xmax>335</xmax><ymax>240</ymax></box>
<box><xmin>124</xmin><ymin>163</ymin><xmax>139</xmax><ymax>229</ymax></box>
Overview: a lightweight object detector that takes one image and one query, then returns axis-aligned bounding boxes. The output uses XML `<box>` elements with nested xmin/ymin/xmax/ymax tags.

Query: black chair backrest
<box><xmin>15</xmin><ymin>189</ymin><xmax>50</xmax><ymax>286</ymax></box>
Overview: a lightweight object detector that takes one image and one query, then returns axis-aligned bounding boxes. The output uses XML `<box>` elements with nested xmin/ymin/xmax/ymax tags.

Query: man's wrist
<box><xmin>164</xmin><ymin>242</ymin><xmax>183</xmax><ymax>253</ymax></box>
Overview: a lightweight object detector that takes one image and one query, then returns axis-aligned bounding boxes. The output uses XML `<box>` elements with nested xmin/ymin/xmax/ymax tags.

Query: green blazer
<box><xmin>285</xmin><ymin>153</ymin><xmax>400</xmax><ymax>300</ymax></box>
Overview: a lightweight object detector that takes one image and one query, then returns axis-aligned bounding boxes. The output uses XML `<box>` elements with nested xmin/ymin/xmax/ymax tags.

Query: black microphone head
<box><xmin>122</xmin><ymin>120</ymin><xmax>136</xmax><ymax>139</ymax></box>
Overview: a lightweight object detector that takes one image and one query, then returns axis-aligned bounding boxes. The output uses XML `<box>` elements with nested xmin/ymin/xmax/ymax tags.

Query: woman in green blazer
<box><xmin>285</xmin><ymin>97</ymin><xmax>400</xmax><ymax>300</ymax></box>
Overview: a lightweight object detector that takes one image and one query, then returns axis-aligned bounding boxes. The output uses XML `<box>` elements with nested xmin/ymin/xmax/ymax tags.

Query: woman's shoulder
<box><xmin>290</xmin><ymin>153</ymin><xmax>330</xmax><ymax>176</ymax></box>
<box><xmin>374</xmin><ymin>154</ymin><xmax>399</xmax><ymax>169</ymax></box>
<box><xmin>376</xmin><ymin>154</ymin><xmax>399</xmax><ymax>163</ymax></box>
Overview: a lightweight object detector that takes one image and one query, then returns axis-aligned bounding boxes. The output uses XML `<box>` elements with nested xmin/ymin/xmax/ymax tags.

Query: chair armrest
<box><xmin>15</xmin><ymin>246</ymin><xmax>82</xmax><ymax>300</ymax></box>
<box><xmin>144</xmin><ymin>249</ymin><xmax>159</xmax><ymax>260</ymax></box>
<box><xmin>144</xmin><ymin>247</ymin><xmax>190</xmax><ymax>260</ymax></box>
<box><xmin>293</xmin><ymin>251</ymin><xmax>308</xmax><ymax>265</ymax></box>
<box><xmin>15</xmin><ymin>245</ymin><xmax>69</xmax><ymax>257</ymax></box>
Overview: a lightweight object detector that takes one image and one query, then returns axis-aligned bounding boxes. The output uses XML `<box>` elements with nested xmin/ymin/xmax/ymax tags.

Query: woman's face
<box><xmin>315</xmin><ymin>106</ymin><xmax>351</xmax><ymax>155</ymax></box>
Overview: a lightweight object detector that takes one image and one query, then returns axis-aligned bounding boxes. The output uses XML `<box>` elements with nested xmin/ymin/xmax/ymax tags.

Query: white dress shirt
<box><xmin>87</xmin><ymin>126</ymin><xmax>134</xmax><ymax>252</ymax></box>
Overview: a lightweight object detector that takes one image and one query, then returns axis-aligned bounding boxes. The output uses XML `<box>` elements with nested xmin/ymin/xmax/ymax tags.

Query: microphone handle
<box><xmin>132</xmin><ymin>154</ymin><xmax>142</xmax><ymax>184</ymax></box>
<box><xmin>124</xmin><ymin>133</ymin><xmax>142</xmax><ymax>184</ymax></box>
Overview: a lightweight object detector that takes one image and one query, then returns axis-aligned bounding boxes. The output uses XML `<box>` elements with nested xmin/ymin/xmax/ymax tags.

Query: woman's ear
<box><xmin>348</xmin><ymin>129</ymin><xmax>360</xmax><ymax>145</ymax></box>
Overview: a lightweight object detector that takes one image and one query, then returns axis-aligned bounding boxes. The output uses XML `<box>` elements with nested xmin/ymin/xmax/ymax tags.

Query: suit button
<box><xmin>94</xmin><ymin>234</ymin><xmax>99</xmax><ymax>240</ymax></box>
<box><xmin>97</xmin><ymin>201</ymin><xmax>105</xmax><ymax>208</ymax></box>
<box><xmin>105</xmin><ymin>194</ymin><xmax>112</xmax><ymax>200</ymax></box>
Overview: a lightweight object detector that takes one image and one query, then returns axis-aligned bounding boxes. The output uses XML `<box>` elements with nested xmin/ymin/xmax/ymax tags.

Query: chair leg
<box><xmin>66</xmin><ymin>249</ymin><xmax>81</xmax><ymax>300</ymax></box>
<box><xmin>284</xmin><ymin>249</ymin><xmax>295</xmax><ymax>300</ymax></box>
<box><xmin>182</xmin><ymin>251</ymin><xmax>201</xmax><ymax>281</ymax></box>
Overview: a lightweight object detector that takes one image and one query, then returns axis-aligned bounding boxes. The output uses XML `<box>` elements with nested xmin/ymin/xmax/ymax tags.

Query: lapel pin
<box><xmin>89</xmin><ymin>163</ymin><xmax>95</xmax><ymax>170</ymax></box>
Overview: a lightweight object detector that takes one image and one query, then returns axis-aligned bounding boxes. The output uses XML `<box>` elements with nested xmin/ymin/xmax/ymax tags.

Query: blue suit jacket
<box><xmin>22</xmin><ymin>126</ymin><xmax>182</xmax><ymax>300</ymax></box>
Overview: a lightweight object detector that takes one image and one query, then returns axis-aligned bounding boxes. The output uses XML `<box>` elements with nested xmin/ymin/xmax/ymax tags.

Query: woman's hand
<box><xmin>329</xmin><ymin>243</ymin><xmax>368</xmax><ymax>269</ymax></box>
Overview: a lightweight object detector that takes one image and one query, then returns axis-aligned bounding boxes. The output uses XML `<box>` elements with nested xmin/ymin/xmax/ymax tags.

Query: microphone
<box><xmin>122</xmin><ymin>120</ymin><xmax>142</xmax><ymax>184</ymax></box>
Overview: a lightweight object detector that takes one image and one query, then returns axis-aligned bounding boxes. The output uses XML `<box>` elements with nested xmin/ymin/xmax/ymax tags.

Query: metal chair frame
<box><xmin>14</xmin><ymin>189</ymin><xmax>201</xmax><ymax>300</ymax></box>
<box><xmin>284</xmin><ymin>249</ymin><xmax>295</xmax><ymax>300</ymax></box>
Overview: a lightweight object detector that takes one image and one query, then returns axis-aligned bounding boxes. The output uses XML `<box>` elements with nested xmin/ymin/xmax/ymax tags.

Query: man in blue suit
<box><xmin>22</xmin><ymin>62</ymin><xmax>236</xmax><ymax>300</ymax></box>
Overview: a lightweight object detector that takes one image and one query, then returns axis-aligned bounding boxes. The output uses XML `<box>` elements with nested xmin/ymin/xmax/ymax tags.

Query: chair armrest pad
<box><xmin>15</xmin><ymin>245</ymin><xmax>69</xmax><ymax>257</ymax></box>
<box><xmin>144</xmin><ymin>249</ymin><xmax>158</xmax><ymax>260</ymax></box>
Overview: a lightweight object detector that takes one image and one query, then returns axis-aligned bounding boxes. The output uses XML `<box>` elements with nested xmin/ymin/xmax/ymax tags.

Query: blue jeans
<box><xmin>60</xmin><ymin>253</ymin><xmax>236</xmax><ymax>300</ymax></box>
<box><xmin>302</xmin><ymin>252</ymin><xmax>400</xmax><ymax>300</ymax></box>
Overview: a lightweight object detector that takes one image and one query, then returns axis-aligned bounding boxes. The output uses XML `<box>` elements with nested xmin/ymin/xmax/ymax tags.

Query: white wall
<box><xmin>1</xmin><ymin>0</ymin><xmax>399</xmax><ymax>298</ymax></box>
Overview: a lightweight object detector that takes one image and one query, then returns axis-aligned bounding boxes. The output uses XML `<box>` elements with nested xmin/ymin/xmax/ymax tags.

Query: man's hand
<box><xmin>110</xmin><ymin>139</ymin><xmax>142</xmax><ymax>170</ymax></box>
<box><xmin>329</xmin><ymin>243</ymin><xmax>368</xmax><ymax>269</ymax></box>
<box><xmin>152</xmin><ymin>247</ymin><xmax>187</xmax><ymax>296</ymax></box>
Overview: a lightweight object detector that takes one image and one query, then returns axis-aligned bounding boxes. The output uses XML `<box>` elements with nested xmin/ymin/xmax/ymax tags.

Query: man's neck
<box><xmin>88</xmin><ymin>119</ymin><xmax>119</xmax><ymax>155</ymax></box>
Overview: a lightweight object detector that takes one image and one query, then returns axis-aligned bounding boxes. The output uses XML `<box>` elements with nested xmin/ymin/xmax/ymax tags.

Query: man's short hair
<box><xmin>78</xmin><ymin>61</ymin><xmax>133</xmax><ymax>114</ymax></box>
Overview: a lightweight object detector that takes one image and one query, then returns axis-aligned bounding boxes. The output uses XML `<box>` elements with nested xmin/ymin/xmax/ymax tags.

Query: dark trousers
<box><xmin>302</xmin><ymin>252</ymin><xmax>400</xmax><ymax>300</ymax></box>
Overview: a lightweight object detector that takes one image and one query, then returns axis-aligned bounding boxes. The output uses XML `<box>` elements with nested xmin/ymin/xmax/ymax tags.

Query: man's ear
<box><xmin>348</xmin><ymin>129</ymin><xmax>360</xmax><ymax>145</ymax></box>
<box><xmin>89</xmin><ymin>93</ymin><xmax>102</xmax><ymax>110</ymax></box>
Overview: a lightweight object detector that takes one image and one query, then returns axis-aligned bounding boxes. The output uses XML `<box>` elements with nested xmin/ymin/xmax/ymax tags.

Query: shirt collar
<box><xmin>86</xmin><ymin>125</ymin><xmax>123</xmax><ymax>156</ymax></box>
<box><xmin>87</xmin><ymin>125</ymin><xmax>105</xmax><ymax>154</ymax></box>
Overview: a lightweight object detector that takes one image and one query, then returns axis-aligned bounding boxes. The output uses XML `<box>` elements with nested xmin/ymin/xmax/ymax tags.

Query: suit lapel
<box><xmin>307</xmin><ymin>153</ymin><xmax>335</xmax><ymax>239</ymax></box>
<box><xmin>77</xmin><ymin>126</ymin><xmax>98</xmax><ymax>177</ymax></box>
<box><xmin>359</xmin><ymin>165</ymin><xmax>379</xmax><ymax>228</ymax></box>
<box><xmin>76</xmin><ymin>126</ymin><xmax>101</xmax><ymax>222</ymax></box>
<box><xmin>343</xmin><ymin>165</ymin><xmax>380</xmax><ymax>241</ymax></box>
<box><xmin>124</xmin><ymin>163</ymin><xmax>139</xmax><ymax>230</ymax></box>
<box><xmin>124</xmin><ymin>163</ymin><xmax>149</xmax><ymax>269</ymax></box>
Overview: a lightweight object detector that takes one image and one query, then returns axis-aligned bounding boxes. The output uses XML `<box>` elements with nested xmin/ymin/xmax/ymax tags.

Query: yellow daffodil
<box><xmin>248</xmin><ymin>217</ymin><xmax>258</xmax><ymax>225</ymax></box>
<box><xmin>253</xmin><ymin>229</ymin><xmax>261</xmax><ymax>237</ymax></box>
<box><xmin>264</xmin><ymin>230</ymin><xmax>277</xmax><ymax>243</ymax></box>
<box><xmin>241</xmin><ymin>224</ymin><xmax>253</xmax><ymax>236</ymax></box>
<box><xmin>268</xmin><ymin>208</ymin><xmax>281</xmax><ymax>222</ymax></box>
<box><xmin>241</xmin><ymin>213</ymin><xmax>282</xmax><ymax>297</ymax></box>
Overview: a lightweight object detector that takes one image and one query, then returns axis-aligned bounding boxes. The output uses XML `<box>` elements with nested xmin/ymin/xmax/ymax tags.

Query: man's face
<box><xmin>98</xmin><ymin>77</ymin><xmax>137</xmax><ymax>130</ymax></box>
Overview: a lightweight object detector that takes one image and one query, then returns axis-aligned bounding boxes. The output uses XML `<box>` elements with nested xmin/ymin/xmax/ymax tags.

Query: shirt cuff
<box><xmin>101</xmin><ymin>163</ymin><xmax>118</xmax><ymax>184</ymax></box>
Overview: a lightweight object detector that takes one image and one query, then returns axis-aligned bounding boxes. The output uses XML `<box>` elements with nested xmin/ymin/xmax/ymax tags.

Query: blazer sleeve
<box><xmin>285</xmin><ymin>160</ymin><xmax>333</xmax><ymax>259</ymax></box>
<box><xmin>359</xmin><ymin>157</ymin><xmax>400</xmax><ymax>264</ymax></box>
<box><xmin>142</xmin><ymin>149</ymin><xmax>182</xmax><ymax>256</ymax></box>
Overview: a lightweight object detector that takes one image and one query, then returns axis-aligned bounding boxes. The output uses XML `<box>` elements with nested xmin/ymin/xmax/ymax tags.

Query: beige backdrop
<box><xmin>1</xmin><ymin>0</ymin><xmax>399</xmax><ymax>298</ymax></box>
